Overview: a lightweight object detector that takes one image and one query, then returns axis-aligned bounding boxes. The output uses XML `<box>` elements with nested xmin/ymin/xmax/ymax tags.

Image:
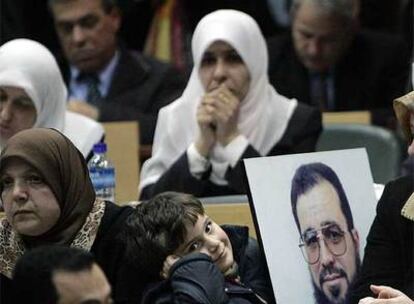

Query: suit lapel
<box><xmin>106</xmin><ymin>48</ymin><xmax>150</xmax><ymax>100</ymax></box>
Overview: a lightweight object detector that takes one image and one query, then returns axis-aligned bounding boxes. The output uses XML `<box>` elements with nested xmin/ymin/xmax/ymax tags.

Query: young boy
<box><xmin>123</xmin><ymin>192</ymin><xmax>275</xmax><ymax>303</ymax></box>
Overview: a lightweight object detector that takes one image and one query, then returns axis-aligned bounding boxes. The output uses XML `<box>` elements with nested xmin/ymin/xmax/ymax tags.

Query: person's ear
<box><xmin>350</xmin><ymin>228</ymin><xmax>360</xmax><ymax>253</ymax></box>
<box><xmin>108</xmin><ymin>7</ymin><xmax>121</xmax><ymax>32</ymax></box>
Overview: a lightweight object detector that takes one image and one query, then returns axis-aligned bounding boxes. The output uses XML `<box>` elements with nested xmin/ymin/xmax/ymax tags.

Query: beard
<box><xmin>312</xmin><ymin>253</ymin><xmax>361</xmax><ymax>304</ymax></box>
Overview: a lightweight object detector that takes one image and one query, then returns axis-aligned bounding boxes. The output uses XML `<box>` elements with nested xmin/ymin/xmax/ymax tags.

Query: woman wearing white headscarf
<box><xmin>0</xmin><ymin>38</ymin><xmax>104</xmax><ymax>158</ymax></box>
<box><xmin>139</xmin><ymin>10</ymin><xmax>322</xmax><ymax>199</ymax></box>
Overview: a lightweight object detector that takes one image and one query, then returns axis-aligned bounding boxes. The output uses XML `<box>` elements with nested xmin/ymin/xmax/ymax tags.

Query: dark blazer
<box><xmin>141</xmin><ymin>225</ymin><xmax>275</xmax><ymax>304</ymax></box>
<box><xmin>63</xmin><ymin>46</ymin><xmax>186</xmax><ymax>144</ymax></box>
<box><xmin>141</xmin><ymin>102</ymin><xmax>322</xmax><ymax>199</ymax></box>
<box><xmin>348</xmin><ymin>175</ymin><xmax>414</xmax><ymax>303</ymax></box>
<box><xmin>267</xmin><ymin>31</ymin><xmax>410</xmax><ymax>126</ymax></box>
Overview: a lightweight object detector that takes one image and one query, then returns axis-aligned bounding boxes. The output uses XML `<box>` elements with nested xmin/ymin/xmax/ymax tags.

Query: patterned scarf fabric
<box><xmin>0</xmin><ymin>128</ymin><xmax>100</xmax><ymax>278</ymax></box>
<box><xmin>0</xmin><ymin>199</ymin><xmax>105</xmax><ymax>278</ymax></box>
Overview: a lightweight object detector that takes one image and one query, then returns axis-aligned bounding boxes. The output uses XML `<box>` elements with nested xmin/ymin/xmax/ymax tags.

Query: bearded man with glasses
<box><xmin>291</xmin><ymin>162</ymin><xmax>361</xmax><ymax>304</ymax></box>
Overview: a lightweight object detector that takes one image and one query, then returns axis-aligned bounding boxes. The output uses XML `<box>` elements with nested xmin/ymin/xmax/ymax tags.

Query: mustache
<box><xmin>319</xmin><ymin>265</ymin><xmax>348</xmax><ymax>286</ymax></box>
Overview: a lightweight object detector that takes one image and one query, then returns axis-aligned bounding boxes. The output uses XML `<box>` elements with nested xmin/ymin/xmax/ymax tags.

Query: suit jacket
<box><xmin>63</xmin><ymin>46</ymin><xmax>186</xmax><ymax>144</ymax></box>
<box><xmin>140</xmin><ymin>102</ymin><xmax>322</xmax><ymax>199</ymax></box>
<box><xmin>267</xmin><ymin>31</ymin><xmax>410</xmax><ymax>126</ymax></box>
<box><xmin>348</xmin><ymin>175</ymin><xmax>414</xmax><ymax>303</ymax></box>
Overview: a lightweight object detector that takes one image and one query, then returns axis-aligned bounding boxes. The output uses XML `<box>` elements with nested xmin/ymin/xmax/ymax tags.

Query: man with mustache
<box><xmin>48</xmin><ymin>0</ymin><xmax>185</xmax><ymax>145</ymax></box>
<box><xmin>291</xmin><ymin>162</ymin><xmax>361</xmax><ymax>304</ymax></box>
<box><xmin>266</xmin><ymin>0</ymin><xmax>410</xmax><ymax>128</ymax></box>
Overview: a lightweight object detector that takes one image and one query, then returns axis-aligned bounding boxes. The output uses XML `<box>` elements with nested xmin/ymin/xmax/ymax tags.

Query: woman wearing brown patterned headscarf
<box><xmin>0</xmin><ymin>128</ymin><xmax>145</xmax><ymax>304</ymax></box>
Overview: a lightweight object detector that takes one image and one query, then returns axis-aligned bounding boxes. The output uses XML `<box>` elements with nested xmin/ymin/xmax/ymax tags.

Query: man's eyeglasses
<box><xmin>298</xmin><ymin>224</ymin><xmax>347</xmax><ymax>265</ymax></box>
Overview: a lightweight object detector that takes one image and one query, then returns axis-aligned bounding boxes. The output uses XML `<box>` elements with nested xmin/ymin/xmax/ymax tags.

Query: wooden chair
<box><xmin>201</xmin><ymin>195</ymin><xmax>256</xmax><ymax>238</ymax></box>
<box><xmin>102</xmin><ymin>121</ymin><xmax>140</xmax><ymax>205</ymax></box>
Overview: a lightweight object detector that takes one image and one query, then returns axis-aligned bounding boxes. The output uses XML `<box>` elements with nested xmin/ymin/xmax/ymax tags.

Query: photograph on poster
<box><xmin>244</xmin><ymin>148</ymin><xmax>377</xmax><ymax>304</ymax></box>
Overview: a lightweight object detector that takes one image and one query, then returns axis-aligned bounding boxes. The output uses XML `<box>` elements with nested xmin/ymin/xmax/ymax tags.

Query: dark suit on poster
<box><xmin>267</xmin><ymin>31</ymin><xmax>410</xmax><ymax>126</ymax></box>
<box><xmin>62</xmin><ymin>46</ymin><xmax>186</xmax><ymax>144</ymax></box>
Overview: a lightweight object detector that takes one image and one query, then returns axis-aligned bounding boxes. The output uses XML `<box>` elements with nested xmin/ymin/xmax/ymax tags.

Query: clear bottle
<box><xmin>88</xmin><ymin>143</ymin><xmax>115</xmax><ymax>202</ymax></box>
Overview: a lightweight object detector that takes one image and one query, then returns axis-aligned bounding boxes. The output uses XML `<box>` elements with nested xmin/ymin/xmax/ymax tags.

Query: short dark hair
<box><xmin>12</xmin><ymin>246</ymin><xmax>95</xmax><ymax>304</ymax></box>
<box><xmin>290</xmin><ymin>162</ymin><xmax>355</xmax><ymax>233</ymax></box>
<box><xmin>291</xmin><ymin>0</ymin><xmax>357</xmax><ymax>22</ymax></box>
<box><xmin>48</xmin><ymin>0</ymin><xmax>117</xmax><ymax>14</ymax></box>
<box><xmin>123</xmin><ymin>192</ymin><xmax>204</xmax><ymax>278</ymax></box>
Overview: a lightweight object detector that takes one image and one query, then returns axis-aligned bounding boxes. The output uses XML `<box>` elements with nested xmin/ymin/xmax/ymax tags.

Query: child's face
<box><xmin>174</xmin><ymin>214</ymin><xmax>234</xmax><ymax>273</ymax></box>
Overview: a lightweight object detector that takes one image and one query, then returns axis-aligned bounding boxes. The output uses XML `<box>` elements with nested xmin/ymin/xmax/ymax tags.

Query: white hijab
<box><xmin>0</xmin><ymin>39</ymin><xmax>67</xmax><ymax>135</ymax></box>
<box><xmin>0</xmin><ymin>39</ymin><xmax>103</xmax><ymax>156</ymax></box>
<box><xmin>140</xmin><ymin>9</ymin><xmax>297</xmax><ymax>189</ymax></box>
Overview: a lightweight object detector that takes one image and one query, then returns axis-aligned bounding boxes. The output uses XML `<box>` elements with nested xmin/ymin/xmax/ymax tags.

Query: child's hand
<box><xmin>160</xmin><ymin>254</ymin><xmax>181</xmax><ymax>279</ymax></box>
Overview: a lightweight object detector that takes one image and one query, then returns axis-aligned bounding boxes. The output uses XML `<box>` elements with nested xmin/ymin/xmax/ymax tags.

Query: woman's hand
<box><xmin>195</xmin><ymin>85</ymin><xmax>241</xmax><ymax>155</ymax></box>
<box><xmin>213</xmin><ymin>85</ymin><xmax>240</xmax><ymax>146</ymax></box>
<box><xmin>195</xmin><ymin>95</ymin><xmax>217</xmax><ymax>157</ymax></box>
<box><xmin>160</xmin><ymin>255</ymin><xmax>181</xmax><ymax>279</ymax></box>
<box><xmin>358</xmin><ymin>285</ymin><xmax>414</xmax><ymax>304</ymax></box>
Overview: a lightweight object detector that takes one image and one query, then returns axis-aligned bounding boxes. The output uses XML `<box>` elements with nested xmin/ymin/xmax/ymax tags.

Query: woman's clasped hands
<box><xmin>196</xmin><ymin>84</ymin><xmax>241</xmax><ymax>156</ymax></box>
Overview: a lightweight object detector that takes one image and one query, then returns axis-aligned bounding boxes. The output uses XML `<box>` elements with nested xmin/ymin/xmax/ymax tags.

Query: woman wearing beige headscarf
<box><xmin>0</xmin><ymin>128</ymin><xmax>145</xmax><ymax>303</ymax></box>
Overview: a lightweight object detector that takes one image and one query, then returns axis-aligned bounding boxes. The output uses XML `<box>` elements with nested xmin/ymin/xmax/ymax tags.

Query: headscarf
<box><xmin>0</xmin><ymin>128</ymin><xmax>105</xmax><ymax>278</ymax></box>
<box><xmin>140</xmin><ymin>9</ymin><xmax>297</xmax><ymax>189</ymax></box>
<box><xmin>0</xmin><ymin>39</ymin><xmax>66</xmax><ymax>138</ymax></box>
<box><xmin>0</xmin><ymin>39</ymin><xmax>104</xmax><ymax>156</ymax></box>
<box><xmin>393</xmin><ymin>91</ymin><xmax>414</xmax><ymax>142</ymax></box>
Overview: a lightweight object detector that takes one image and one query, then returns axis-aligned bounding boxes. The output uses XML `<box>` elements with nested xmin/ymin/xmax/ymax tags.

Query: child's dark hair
<box><xmin>123</xmin><ymin>192</ymin><xmax>205</xmax><ymax>278</ymax></box>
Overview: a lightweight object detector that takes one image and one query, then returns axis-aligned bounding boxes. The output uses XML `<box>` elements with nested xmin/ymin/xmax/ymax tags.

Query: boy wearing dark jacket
<box><xmin>123</xmin><ymin>192</ymin><xmax>276</xmax><ymax>303</ymax></box>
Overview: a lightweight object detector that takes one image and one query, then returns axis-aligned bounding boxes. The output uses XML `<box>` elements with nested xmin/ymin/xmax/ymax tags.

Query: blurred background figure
<box><xmin>0</xmin><ymin>38</ymin><xmax>103</xmax><ymax>159</ymax></box>
<box><xmin>267</xmin><ymin>0</ymin><xmax>411</xmax><ymax>128</ymax></box>
<box><xmin>13</xmin><ymin>245</ymin><xmax>112</xmax><ymax>304</ymax></box>
<box><xmin>139</xmin><ymin>9</ymin><xmax>322</xmax><ymax>199</ymax></box>
<box><xmin>142</xmin><ymin>0</ymin><xmax>280</xmax><ymax>73</ymax></box>
<box><xmin>48</xmin><ymin>0</ymin><xmax>186</xmax><ymax>145</ymax></box>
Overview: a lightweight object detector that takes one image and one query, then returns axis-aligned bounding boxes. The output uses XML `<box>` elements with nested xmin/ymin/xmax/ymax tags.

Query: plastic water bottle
<box><xmin>88</xmin><ymin>143</ymin><xmax>115</xmax><ymax>202</ymax></box>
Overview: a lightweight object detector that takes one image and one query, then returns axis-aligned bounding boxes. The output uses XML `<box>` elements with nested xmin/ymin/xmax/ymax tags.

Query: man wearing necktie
<box><xmin>267</xmin><ymin>0</ymin><xmax>410</xmax><ymax>128</ymax></box>
<box><xmin>49</xmin><ymin>0</ymin><xmax>186</xmax><ymax>144</ymax></box>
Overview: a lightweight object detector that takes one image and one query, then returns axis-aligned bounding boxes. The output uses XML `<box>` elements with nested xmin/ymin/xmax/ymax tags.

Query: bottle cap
<box><xmin>93</xmin><ymin>142</ymin><xmax>107</xmax><ymax>153</ymax></box>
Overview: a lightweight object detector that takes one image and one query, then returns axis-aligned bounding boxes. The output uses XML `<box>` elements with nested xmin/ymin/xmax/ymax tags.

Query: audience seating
<box><xmin>322</xmin><ymin>111</ymin><xmax>371</xmax><ymax>125</ymax></box>
<box><xmin>102</xmin><ymin>121</ymin><xmax>140</xmax><ymax>204</ymax></box>
<box><xmin>316</xmin><ymin>123</ymin><xmax>404</xmax><ymax>184</ymax></box>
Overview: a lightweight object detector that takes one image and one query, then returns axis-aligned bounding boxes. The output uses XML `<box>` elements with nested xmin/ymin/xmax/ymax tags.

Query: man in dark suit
<box><xmin>267</xmin><ymin>0</ymin><xmax>410</xmax><ymax>127</ymax></box>
<box><xmin>48</xmin><ymin>0</ymin><xmax>185</xmax><ymax>144</ymax></box>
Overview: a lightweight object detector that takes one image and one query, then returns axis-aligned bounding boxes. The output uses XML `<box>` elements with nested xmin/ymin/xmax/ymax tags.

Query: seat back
<box><xmin>316</xmin><ymin>123</ymin><xmax>404</xmax><ymax>184</ymax></box>
<box><xmin>201</xmin><ymin>195</ymin><xmax>256</xmax><ymax>238</ymax></box>
<box><xmin>102</xmin><ymin>121</ymin><xmax>140</xmax><ymax>204</ymax></box>
<box><xmin>322</xmin><ymin>111</ymin><xmax>371</xmax><ymax>125</ymax></box>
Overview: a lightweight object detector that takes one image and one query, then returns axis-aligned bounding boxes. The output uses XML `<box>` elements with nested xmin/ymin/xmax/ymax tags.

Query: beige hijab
<box><xmin>0</xmin><ymin>128</ymin><xmax>105</xmax><ymax>278</ymax></box>
<box><xmin>393</xmin><ymin>91</ymin><xmax>414</xmax><ymax>142</ymax></box>
<box><xmin>393</xmin><ymin>91</ymin><xmax>414</xmax><ymax>221</ymax></box>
